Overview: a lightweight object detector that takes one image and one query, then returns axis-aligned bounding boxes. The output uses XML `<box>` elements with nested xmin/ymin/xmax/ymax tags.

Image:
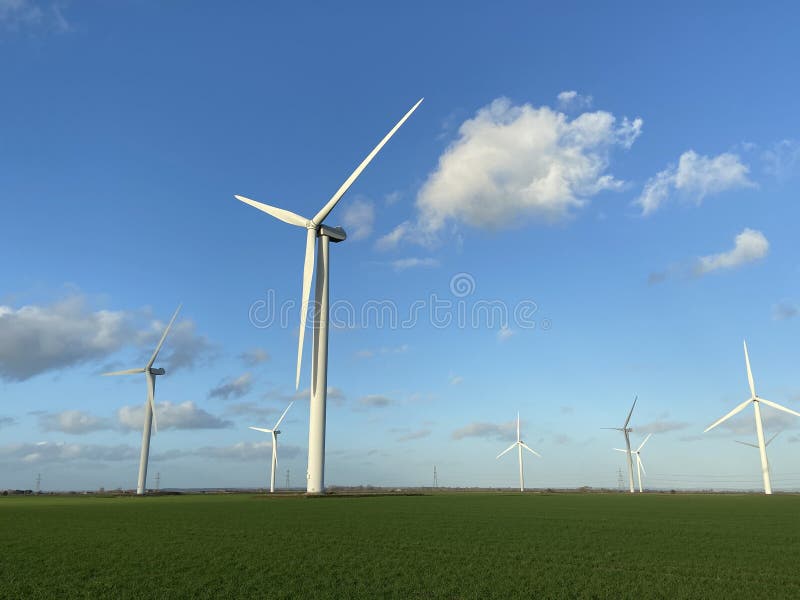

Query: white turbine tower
<box><xmin>102</xmin><ymin>304</ymin><xmax>181</xmax><ymax>495</ymax></box>
<box><xmin>249</xmin><ymin>401</ymin><xmax>294</xmax><ymax>493</ymax></box>
<box><xmin>615</xmin><ymin>433</ymin><xmax>651</xmax><ymax>493</ymax></box>
<box><xmin>235</xmin><ymin>98</ymin><xmax>422</xmax><ymax>494</ymax></box>
<box><xmin>496</xmin><ymin>413</ymin><xmax>541</xmax><ymax>491</ymax></box>
<box><xmin>603</xmin><ymin>396</ymin><xmax>637</xmax><ymax>493</ymax></box>
<box><xmin>704</xmin><ymin>341</ymin><xmax>800</xmax><ymax>495</ymax></box>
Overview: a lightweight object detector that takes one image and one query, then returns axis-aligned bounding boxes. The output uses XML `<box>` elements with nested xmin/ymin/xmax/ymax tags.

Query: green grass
<box><xmin>1</xmin><ymin>493</ymin><xmax>798</xmax><ymax>598</ymax></box>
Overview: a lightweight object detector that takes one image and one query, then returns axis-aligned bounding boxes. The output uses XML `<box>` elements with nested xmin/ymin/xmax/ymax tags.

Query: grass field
<box><xmin>1</xmin><ymin>492</ymin><xmax>798</xmax><ymax>599</ymax></box>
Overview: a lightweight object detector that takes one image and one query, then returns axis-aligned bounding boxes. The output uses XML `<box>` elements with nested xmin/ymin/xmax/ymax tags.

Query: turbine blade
<box><xmin>249</xmin><ymin>427</ymin><xmax>273</xmax><ymax>433</ymax></box>
<box><xmin>102</xmin><ymin>368</ymin><xmax>146</xmax><ymax>376</ymax></box>
<box><xmin>742</xmin><ymin>340</ymin><xmax>758</xmax><ymax>399</ymax></box>
<box><xmin>147</xmin><ymin>304</ymin><xmax>182</xmax><ymax>369</ymax></box>
<box><xmin>296</xmin><ymin>229</ymin><xmax>316</xmax><ymax>389</ymax></box>
<box><xmin>146</xmin><ymin>372</ymin><xmax>158</xmax><ymax>434</ymax></box>
<box><xmin>637</xmin><ymin>455</ymin><xmax>646</xmax><ymax>476</ymax></box>
<box><xmin>496</xmin><ymin>442</ymin><xmax>517</xmax><ymax>459</ymax></box>
<box><xmin>704</xmin><ymin>398</ymin><xmax>753</xmax><ymax>433</ymax></box>
<box><xmin>516</xmin><ymin>412</ymin><xmax>520</xmax><ymax>442</ymax></box>
<box><xmin>233</xmin><ymin>195</ymin><xmax>309</xmax><ymax>228</ymax></box>
<box><xmin>624</xmin><ymin>396</ymin><xmax>638</xmax><ymax>428</ymax></box>
<box><xmin>758</xmin><ymin>398</ymin><xmax>800</xmax><ymax>419</ymax></box>
<box><xmin>520</xmin><ymin>443</ymin><xmax>541</xmax><ymax>457</ymax></box>
<box><xmin>735</xmin><ymin>440</ymin><xmax>759</xmax><ymax>448</ymax></box>
<box><xmin>636</xmin><ymin>433</ymin><xmax>652</xmax><ymax>452</ymax></box>
<box><xmin>766</xmin><ymin>431</ymin><xmax>780</xmax><ymax>447</ymax></box>
<box><xmin>273</xmin><ymin>401</ymin><xmax>294</xmax><ymax>429</ymax></box>
<box><xmin>601</xmin><ymin>427</ymin><xmax>623</xmax><ymax>431</ymax></box>
<box><xmin>613</xmin><ymin>448</ymin><xmax>628</xmax><ymax>453</ymax></box>
<box><xmin>311</xmin><ymin>98</ymin><xmax>424</xmax><ymax>226</ymax></box>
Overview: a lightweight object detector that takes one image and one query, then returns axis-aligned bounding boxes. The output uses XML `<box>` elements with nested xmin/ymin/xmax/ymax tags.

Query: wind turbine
<box><xmin>102</xmin><ymin>304</ymin><xmax>182</xmax><ymax>495</ymax></box>
<box><xmin>234</xmin><ymin>98</ymin><xmax>423</xmax><ymax>494</ymax></box>
<box><xmin>615</xmin><ymin>433</ymin><xmax>651</xmax><ymax>493</ymax></box>
<box><xmin>705</xmin><ymin>340</ymin><xmax>800</xmax><ymax>495</ymax></box>
<box><xmin>496</xmin><ymin>413</ymin><xmax>541</xmax><ymax>491</ymax></box>
<box><xmin>603</xmin><ymin>396</ymin><xmax>637</xmax><ymax>493</ymax></box>
<box><xmin>249</xmin><ymin>401</ymin><xmax>294</xmax><ymax>493</ymax></box>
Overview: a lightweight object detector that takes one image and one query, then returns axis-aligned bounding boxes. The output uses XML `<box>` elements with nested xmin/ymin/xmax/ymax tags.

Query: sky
<box><xmin>1</xmin><ymin>1</ymin><xmax>799</xmax><ymax>492</ymax></box>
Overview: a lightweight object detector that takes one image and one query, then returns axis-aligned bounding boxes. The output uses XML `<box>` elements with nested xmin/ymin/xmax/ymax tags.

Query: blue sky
<box><xmin>1</xmin><ymin>1</ymin><xmax>799</xmax><ymax>492</ymax></box>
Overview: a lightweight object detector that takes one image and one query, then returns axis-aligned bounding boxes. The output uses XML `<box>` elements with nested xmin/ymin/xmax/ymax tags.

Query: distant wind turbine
<box><xmin>249</xmin><ymin>401</ymin><xmax>294</xmax><ymax>493</ymax></box>
<box><xmin>615</xmin><ymin>433</ymin><xmax>651</xmax><ymax>493</ymax></box>
<box><xmin>234</xmin><ymin>98</ymin><xmax>423</xmax><ymax>494</ymax></box>
<box><xmin>103</xmin><ymin>304</ymin><xmax>182</xmax><ymax>495</ymax></box>
<box><xmin>496</xmin><ymin>413</ymin><xmax>541</xmax><ymax>491</ymax></box>
<box><xmin>704</xmin><ymin>340</ymin><xmax>800</xmax><ymax>495</ymax></box>
<box><xmin>603</xmin><ymin>396</ymin><xmax>637</xmax><ymax>493</ymax></box>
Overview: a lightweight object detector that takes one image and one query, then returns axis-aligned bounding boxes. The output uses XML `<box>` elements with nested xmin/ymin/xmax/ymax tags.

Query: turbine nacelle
<box><xmin>318</xmin><ymin>225</ymin><xmax>347</xmax><ymax>242</ymax></box>
<box><xmin>149</xmin><ymin>368</ymin><xmax>166</xmax><ymax>376</ymax></box>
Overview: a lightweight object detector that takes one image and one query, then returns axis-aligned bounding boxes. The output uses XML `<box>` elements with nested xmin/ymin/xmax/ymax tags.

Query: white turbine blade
<box><xmin>766</xmin><ymin>431</ymin><xmax>780</xmax><ymax>446</ymax></box>
<box><xmin>636</xmin><ymin>433</ymin><xmax>652</xmax><ymax>452</ymax></box>
<box><xmin>147</xmin><ymin>304</ymin><xmax>182</xmax><ymax>369</ymax></box>
<box><xmin>735</xmin><ymin>440</ymin><xmax>759</xmax><ymax>448</ymax></box>
<box><xmin>273</xmin><ymin>401</ymin><xmax>294</xmax><ymax>429</ymax></box>
<box><xmin>146</xmin><ymin>373</ymin><xmax>158</xmax><ymax>434</ymax></box>
<box><xmin>234</xmin><ymin>195</ymin><xmax>309</xmax><ymax>228</ymax></box>
<box><xmin>496</xmin><ymin>442</ymin><xmax>517</xmax><ymax>459</ymax></box>
<box><xmin>520</xmin><ymin>443</ymin><xmax>541</xmax><ymax>457</ymax></box>
<box><xmin>102</xmin><ymin>368</ymin><xmax>145</xmax><ymax>376</ymax></box>
<box><xmin>758</xmin><ymin>398</ymin><xmax>800</xmax><ymax>419</ymax></box>
<box><xmin>516</xmin><ymin>412</ymin><xmax>520</xmax><ymax>442</ymax></box>
<box><xmin>601</xmin><ymin>427</ymin><xmax>623</xmax><ymax>431</ymax></box>
<box><xmin>295</xmin><ymin>228</ymin><xmax>316</xmax><ymax>389</ymax></box>
<box><xmin>624</xmin><ymin>396</ymin><xmax>638</xmax><ymax>428</ymax></box>
<box><xmin>311</xmin><ymin>98</ymin><xmax>424</xmax><ymax>226</ymax></box>
<box><xmin>743</xmin><ymin>340</ymin><xmax>757</xmax><ymax>398</ymax></box>
<box><xmin>704</xmin><ymin>398</ymin><xmax>753</xmax><ymax>433</ymax></box>
<box><xmin>249</xmin><ymin>427</ymin><xmax>273</xmax><ymax>433</ymax></box>
<box><xmin>637</xmin><ymin>455</ymin><xmax>646</xmax><ymax>476</ymax></box>
<box><xmin>613</xmin><ymin>448</ymin><xmax>628</xmax><ymax>453</ymax></box>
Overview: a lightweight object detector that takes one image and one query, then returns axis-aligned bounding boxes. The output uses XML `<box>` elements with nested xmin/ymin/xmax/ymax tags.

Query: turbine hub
<box><xmin>149</xmin><ymin>368</ymin><xmax>166</xmax><ymax>376</ymax></box>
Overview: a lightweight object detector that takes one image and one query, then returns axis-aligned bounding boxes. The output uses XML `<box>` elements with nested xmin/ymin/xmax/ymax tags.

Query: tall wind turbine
<box><xmin>249</xmin><ymin>401</ymin><xmax>294</xmax><ymax>493</ymax></box>
<box><xmin>103</xmin><ymin>304</ymin><xmax>181</xmax><ymax>495</ymax></box>
<box><xmin>496</xmin><ymin>413</ymin><xmax>541</xmax><ymax>491</ymax></box>
<box><xmin>603</xmin><ymin>396</ymin><xmax>637</xmax><ymax>493</ymax></box>
<box><xmin>704</xmin><ymin>341</ymin><xmax>800</xmax><ymax>495</ymax></box>
<box><xmin>234</xmin><ymin>98</ymin><xmax>423</xmax><ymax>494</ymax></box>
<box><xmin>615</xmin><ymin>433</ymin><xmax>651</xmax><ymax>493</ymax></box>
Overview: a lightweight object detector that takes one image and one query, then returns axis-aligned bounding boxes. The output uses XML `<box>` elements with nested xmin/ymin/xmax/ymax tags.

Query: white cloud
<box><xmin>452</xmin><ymin>420</ymin><xmax>516</xmax><ymax>441</ymax></box>
<box><xmin>449</xmin><ymin>374</ymin><xmax>463</xmax><ymax>385</ymax></box>
<box><xmin>38</xmin><ymin>410</ymin><xmax>112</xmax><ymax>435</ymax></box>
<box><xmin>136</xmin><ymin>316</ymin><xmax>212</xmax><ymax>373</ymax></box>
<box><xmin>636</xmin><ymin>150</ymin><xmax>754</xmax><ymax>215</ymax></box>
<box><xmin>239</xmin><ymin>348</ymin><xmax>270</xmax><ymax>366</ymax></box>
<box><xmin>390</xmin><ymin>257</ymin><xmax>440</xmax><ymax>271</ymax></box>
<box><xmin>0</xmin><ymin>0</ymin><xmax>69</xmax><ymax>32</ymax></box>
<box><xmin>375</xmin><ymin>221</ymin><xmax>411</xmax><ymax>251</ymax></box>
<box><xmin>388</xmin><ymin>97</ymin><xmax>640</xmax><ymax>245</ymax></box>
<box><xmin>762</xmin><ymin>139</ymin><xmax>800</xmax><ymax>180</ymax></box>
<box><xmin>359</xmin><ymin>395</ymin><xmax>393</xmax><ymax>408</ymax></box>
<box><xmin>224</xmin><ymin>402</ymin><xmax>279</xmax><ymax>421</ymax></box>
<box><xmin>208</xmin><ymin>373</ymin><xmax>253</xmax><ymax>400</ymax></box>
<box><xmin>117</xmin><ymin>401</ymin><xmax>231</xmax><ymax>430</ymax></box>
<box><xmin>557</xmin><ymin>90</ymin><xmax>593</xmax><ymax>111</ymax></box>
<box><xmin>0</xmin><ymin>441</ymin><xmax>138</xmax><ymax>464</ymax></box>
<box><xmin>695</xmin><ymin>229</ymin><xmax>769</xmax><ymax>276</ymax></box>
<box><xmin>0</xmin><ymin>296</ymin><xmax>129</xmax><ymax>381</ymax></box>
<box><xmin>341</xmin><ymin>197</ymin><xmax>375</xmax><ymax>241</ymax></box>
<box><xmin>355</xmin><ymin>345</ymin><xmax>408</xmax><ymax>359</ymax></box>
<box><xmin>497</xmin><ymin>325</ymin><xmax>514</xmax><ymax>342</ymax></box>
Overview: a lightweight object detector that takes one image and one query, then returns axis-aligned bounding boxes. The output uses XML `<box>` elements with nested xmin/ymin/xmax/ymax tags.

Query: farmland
<box><xmin>1</xmin><ymin>492</ymin><xmax>798</xmax><ymax>598</ymax></box>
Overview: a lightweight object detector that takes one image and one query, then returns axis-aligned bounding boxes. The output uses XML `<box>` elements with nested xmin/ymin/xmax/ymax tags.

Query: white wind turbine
<box><xmin>102</xmin><ymin>304</ymin><xmax>182</xmax><ymax>495</ymax></box>
<box><xmin>496</xmin><ymin>413</ymin><xmax>541</xmax><ymax>491</ymax></box>
<box><xmin>704</xmin><ymin>341</ymin><xmax>800</xmax><ymax>495</ymax></box>
<box><xmin>249</xmin><ymin>402</ymin><xmax>294</xmax><ymax>493</ymax></box>
<box><xmin>234</xmin><ymin>98</ymin><xmax>422</xmax><ymax>494</ymax></box>
<box><xmin>603</xmin><ymin>397</ymin><xmax>637</xmax><ymax>493</ymax></box>
<box><xmin>615</xmin><ymin>433</ymin><xmax>651</xmax><ymax>493</ymax></box>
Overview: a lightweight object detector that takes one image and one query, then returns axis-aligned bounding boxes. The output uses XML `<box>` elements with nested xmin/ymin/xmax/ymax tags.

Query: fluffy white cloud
<box><xmin>0</xmin><ymin>441</ymin><xmax>138</xmax><ymax>464</ymax></box>
<box><xmin>636</xmin><ymin>150</ymin><xmax>754</xmax><ymax>215</ymax></box>
<box><xmin>341</xmin><ymin>197</ymin><xmax>375</xmax><ymax>241</ymax></box>
<box><xmin>378</xmin><ymin>97</ymin><xmax>641</xmax><ymax>248</ymax></box>
<box><xmin>557</xmin><ymin>90</ymin><xmax>593</xmax><ymax>111</ymax></box>
<box><xmin>0</xmin><ymin>297</ymin><xmax>129</xmax><ymax>381</ymax></box>
<box><xmin>695</xmin><ymin>229</ymin><xmax>769</xmax><ymax>275</ymax></box>
<box><xmin>390</xmin><ymin>257</ymin><xmax>439</xmax><ymax>271</ymax></box>
<box><xmin>38</xmin><ymin>410</ymin><xmax>112</xmax><ymax>434</ymax></box>
<box><xmin>452</xmin><ymin>420</ymin><xmax>516</xmax><ymax>441</ymax></box>
<box><xmin>117</xmin><ymin>401</ymin><xmax>231</xmax><ymax>430</ymax></box>
<box><xmin>208</xmin><ymin>373</ymin><xmax>253</xmax><ymax>400</ymax></box>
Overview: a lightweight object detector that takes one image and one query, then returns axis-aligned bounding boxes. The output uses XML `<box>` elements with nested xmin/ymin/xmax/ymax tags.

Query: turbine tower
<box><xmin>235</xmin><ymin>98</ymin><xmax>423</xmax><ymax>494</ymax></box>
<box><xmin>704</xmin><ymin>341</ymin><xmax>800</xmax><ymax>495</ymax></box>
<box><xmin>103</xmin><ymin>304</ymin><xmax>181</xmax><ymax>495</ymax></box>
<box><xmin>603</xmin><ymin>396</ymin><xmax>637</xmax><ymax>493</ymax></box>
<box><xmin>615</xmin><ymin>433</ymin><xmax>651</xmax><ymax>493</ymax></box>
<box><xmin>496</xmin><ymin>413</ymin><xmax>541</xmax><ymax>491</ymax></box>
<box><xmin>249</xmin><ymin>401</ymin><xmax>294</xmax><ymax>493</ymax></box>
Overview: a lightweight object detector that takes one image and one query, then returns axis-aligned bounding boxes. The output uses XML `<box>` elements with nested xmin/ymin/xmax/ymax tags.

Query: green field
<box><xmin>1</xmin><ymin>492</ymin><xmax>798</xmax><ymax>598</ymax></box>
